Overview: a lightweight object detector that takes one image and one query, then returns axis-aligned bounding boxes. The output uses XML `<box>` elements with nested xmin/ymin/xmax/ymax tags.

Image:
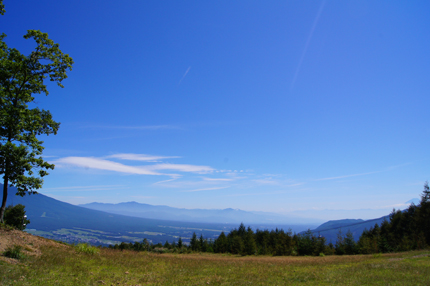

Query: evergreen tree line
<box><xmin>109</xmin><ymin>183</ymin><xmax>430</xmax><ymax>256</ymax></box>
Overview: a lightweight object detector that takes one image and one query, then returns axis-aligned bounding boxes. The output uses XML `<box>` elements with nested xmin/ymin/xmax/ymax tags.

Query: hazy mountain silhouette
<box><xmin>79</xmin><ymin>201</ymin><xmax>322</xmax><ymax>225</ymax></box>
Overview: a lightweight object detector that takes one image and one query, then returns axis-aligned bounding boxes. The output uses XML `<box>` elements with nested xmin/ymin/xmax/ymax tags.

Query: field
<box><xmin>1</xmin><ymin>229</ymin><xmax>430</xmax><ymax>285</ymax></box>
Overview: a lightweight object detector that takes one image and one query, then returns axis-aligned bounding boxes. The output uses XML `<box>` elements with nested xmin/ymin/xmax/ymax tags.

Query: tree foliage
<box><xmin>4</xmin><ymin>204</ymin><xmax>30</xmax><ymax>230</ymax></box>
<box><xmin>0</xmin><ymin>3</ymin><xmax>73</xmax><ymax>222</ymax></box>
<box><xmin>0</xmin><ymin>0</ymin><xmax>4</xmax><ymax>15</ymax></box>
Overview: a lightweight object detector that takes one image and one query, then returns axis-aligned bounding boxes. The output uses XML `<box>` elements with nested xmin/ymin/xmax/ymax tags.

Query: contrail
<box><xmin>290</xmin><ymin>0</ymin><xmax>326</xmax><ymax>90</ymax></box>
<box><xmin>178</xmin><ymin>66</ymin><xmax>191</xmax><ymax>85</ymax></box>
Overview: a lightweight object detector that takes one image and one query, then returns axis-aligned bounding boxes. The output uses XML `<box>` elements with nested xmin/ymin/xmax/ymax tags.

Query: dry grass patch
<box><xmin>0</xmin><ymin>227</ymin><xmax>68</xmax><ymax>265</ymax></box>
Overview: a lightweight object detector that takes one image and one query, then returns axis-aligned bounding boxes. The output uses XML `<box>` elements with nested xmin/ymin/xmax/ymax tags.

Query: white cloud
<box><xmin>43</xmin><ymin>185</ymin><xmax>126</xmax><ymax>192</ymax></box>
<box><xmin>179</xmin><ymin>66</ymin><xmax>191</xmax><ymax>84</ymax></box>
<box><xmin>203</xmin><ymin>178</ymin><xmax>233</xmax><ymax>182</ymax></box>
<box><xmin>314</xmin><ymin>171</ymin><xmax>381</xmax><ymax>181</ymax></box>
<box><xmin>314</xmin><ymin>162</ymin><xmax>413</xmax><ymax>182</ymax></box>
<box><xmin>54</xmin><ymin>157</ymin><xmax>164</xmax><ymax>175</ymax></box>
<box><xmin>182</xmin><ymin>186</ymin><xmax>229</xmax><ymax>193</ymax></box>
<box><xmin>148</xmin><ymin>163</ymin><xmax>214</xmax><ymax>174</ymax></box>
<box><xmin>252</xmin><ymin>179</ymin><xmax>280</xmax><ymax>186</ymax></box>
<box><xmin>225</xmin><ymin>190</ymin><xmax>289</xmax><ymax>197</ymax></box>
<box><xmin>106</xmin><ymin>153</ymin><xmax>180</xmax><ymax>162</ymax></box>
<box><xmin>129</xmin><ymin>195</ymin><xmax>158</xmax><ymax>200</ymax></box>
<box><xmin>54</xmin><ymin>156</ymin><xmax>215</xmax><ymax>176</ymax></box>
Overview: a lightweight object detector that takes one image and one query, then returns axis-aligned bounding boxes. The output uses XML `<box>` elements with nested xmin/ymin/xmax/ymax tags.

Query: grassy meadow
<box><xmin>1</xmin><ymin>243</ymin><xmax>429</xmax><ymax>285</ymax></box>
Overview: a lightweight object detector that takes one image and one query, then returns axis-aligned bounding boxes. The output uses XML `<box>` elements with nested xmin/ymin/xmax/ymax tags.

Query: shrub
<box><xmin>0</xmin><ymin>222</ymin><xmax>14</xmax><ymax>231</ymax></box>
<box><xmin>4</xmin><ymin>204</ymin><xmax>30</xmax><ymax>230</ymax></box>
<box><xmin>75</xmin><ymin>243</ymin><xmax>100</xmax><ymax>255</ymax></box>
<box><xmin>3</xmin><ymin>245</ymin><xmax>25</xmax><ymax>259</ymax></box>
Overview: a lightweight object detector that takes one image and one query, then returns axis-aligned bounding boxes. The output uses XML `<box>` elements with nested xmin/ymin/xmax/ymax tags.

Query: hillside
<box><xmin>1</xmin><ymin>227</ymin><xmax>429</xmax><ymax>285</ymax></box>
<box><xmin>306</xmin><ymin>216</ymin><xmax>389</xmax><ymax>243</ymax></box>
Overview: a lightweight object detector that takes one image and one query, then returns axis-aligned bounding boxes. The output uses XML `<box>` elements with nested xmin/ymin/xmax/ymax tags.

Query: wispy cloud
<box><xmin>43</xmin><ymin>185</ymin><xmax>126</xmax><ymax>192</ymax></box>
<box><xmin>314</xmin><ymin>162</ymin><xmax>414</xmax><ymax>182</ymax></box>
<box><xmin>129</xmin><ymin>195</ymin><xmax>158</xmax><ymax>200</ymax></box>
<box><xmin>148</xmin><ymin>163</ymin><xmax>214</xmax><ymax>174</ymax></box>
<box><xmin>152</xmin><ymin>178</ymin><xmax>180</xmax><ymax>185</ymax></box>
<box><xmin>203</xmin><ymin>178</ymin><xmax>234</xmax><ymax>182</ymax></box>
<box><xmin>252</xmin><ymin>179</ymin><xmax>281</xmax><ymax>186</ymax></box>
<box><xmin>182</xmin><ymin>186</ymin><xmax>229</xmax><ymax>193</ymax></box>
<box><xmin>106</xmin><ymin>153</ymin><xmax>181</xmax><ymax>162</ymax></box>
<box><xmin>179</xmin><ymin>66</ymin><xmax>191</xmax><ymax>84</ymax></box>
<box><xmin>53</xmin><ymin>157</ymin><xmax>164</xmax><ymax>175</ymax></box>
<box><xmin>314</xmin><ymin>171</ymin><xmax>381</xmax><ymax>181</ymax></box>
<box><xmin>54</xmin><ymin>155</ymin><xmax>215</xmax><ymax>176</ymax></box>
<box><xmin>225</xmin><ymin>190</ymin><xmax>289</xmax><ymax>197</ymax></box>
<box><xmin>291</xmin><ymin>0</ymin><xmax>325</xmax><ymax>90</ymax></box>
<box><xmin>386</xmin><ymin>162</ymin><xmax>414</xmax><ymax>170</ymax></box>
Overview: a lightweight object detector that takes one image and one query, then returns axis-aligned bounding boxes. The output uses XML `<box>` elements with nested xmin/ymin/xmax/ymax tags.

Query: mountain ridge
<box><xmin>78</xmin><ymin>201</ymin><xmax>322</xmax><ymax>225</ymax></box>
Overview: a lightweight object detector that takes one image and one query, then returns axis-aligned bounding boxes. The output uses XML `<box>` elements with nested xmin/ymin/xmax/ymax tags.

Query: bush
<box><xmin>0</xmin><ymin>222</ymin><xmax>14</xmax><ymax>231</ymax></box>
<box><xmin>3</xmin><ymin>245</ymin><xmax>25</xmax><ymax>259</ymax></box>
<box><xmin>4</xmin><ymin>204</ymin><xmax>30</xmax><ymax>230</ymax></box>
<box><xmin>75</xmin><ymin>243</ymin><xmax>100</xmax><ymax>255</ymax></box>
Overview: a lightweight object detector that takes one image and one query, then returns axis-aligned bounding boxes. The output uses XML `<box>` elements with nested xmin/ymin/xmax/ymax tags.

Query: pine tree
<box><xmin>214</xmin><ymin>231</ymin><xmax>228</xmax><ymax>253</ymax></box>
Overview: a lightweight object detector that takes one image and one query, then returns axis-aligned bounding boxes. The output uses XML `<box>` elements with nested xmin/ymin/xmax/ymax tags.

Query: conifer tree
<box><xmin>243</xmin><ymin>227</ymin><xmax>256</xmax><ymax>255</ymax></box>
<box><xmin>214</xmin><ymin>231</ymin><xmax>228</xmax><ymax>253</ymax></box>
<box><xmin>190</xmin><ymin>232</ymin><xmax>199</xmax><ymax>251</ymax></box>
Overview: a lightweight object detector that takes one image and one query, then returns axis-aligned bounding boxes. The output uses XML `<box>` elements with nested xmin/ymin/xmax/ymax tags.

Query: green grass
<box><xmin>75</xmin><ymin>243</ymin><xmax>100</xmax><ymax>255</ymax></box>
<box><xmin>1</xmin><ymin>245</ymin><xmax>429</xmax><ymax>285</ymax></box>
<box><xmin>3</xmin><ymin>245</ymin><xmax>26</xmax><ymax>260</ymax></box>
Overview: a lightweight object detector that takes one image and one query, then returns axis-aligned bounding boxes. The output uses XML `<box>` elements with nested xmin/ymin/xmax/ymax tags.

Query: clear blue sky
<box><xmin>3</xmin><ymin>0</ymin><xmax>429</xmax><ymax>220</ymax></box>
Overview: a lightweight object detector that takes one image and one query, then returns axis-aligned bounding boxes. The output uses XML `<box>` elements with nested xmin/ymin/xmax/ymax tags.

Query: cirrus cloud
<box><xmin>54</xmin><ymin>157</ymin><xmax>163</xmax><ymax>175</ymax></box>
<box><xmin>53</xmin><ymin>154</ymin><xmax>215</xmax><ymax>177</ymax></box>
<box><xmin>106</xmin><ymin>153</ymin><xmax>181</xmax><ymax>162</ymax></box>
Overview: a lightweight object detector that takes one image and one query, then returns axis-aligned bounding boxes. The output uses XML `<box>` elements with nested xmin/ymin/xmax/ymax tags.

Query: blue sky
<box><xmin>2</xmin><ymin>0</ymin><xmax>429</xmax><ymax>220</ymax></box>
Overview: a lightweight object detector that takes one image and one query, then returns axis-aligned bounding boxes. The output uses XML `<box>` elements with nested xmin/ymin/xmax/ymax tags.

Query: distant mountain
<box><xmin>313</xmin><ymin>219</ymin><xmax>365</xmax><ymax>231</ymax></box>
<box><xmin>79</xmin><ymin>201</ymin><xmax>323</xmax><ymax>225</ymax></box>
<box><xmin>305</xmin><ymin>216</ymin><xmax>389</xmax><ymax>243</ymax></box>
<box><xmin>2</xmin><ymin>185</ymin><xmax>238</xmax><ymax>245</ymax></box>
<box><xmin>2</xmin><ymin>185</ymin><xmax>318</xmax><ymax>245</ymax></box>
<box><xmin>405</xmin><ymin>198</ymin><xmax>420</xmax><ymax>205</ymax></box>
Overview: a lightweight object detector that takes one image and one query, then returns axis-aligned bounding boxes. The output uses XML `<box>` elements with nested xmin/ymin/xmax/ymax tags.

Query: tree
<box><xmin>0</xmin><ymin>3</ymin><xmax>73</xmax><ymax>222</ymax></box>
<box><xmin>243</xmin><ymin>227</ymin><xmax>256</xmax><ymax>255</ymax></box>
<box><xmin>230</xmin><ymin>235</ymin><xmax>244</xmax><ymax>255</ymax></box>
<box><xmin>335</xmin><ymin>229</ymin><xmax>345</xmax><ymax>255</ymax></box>
<box><xmin>4</xmin><ymin>204</ymin><xmax>30</xmax><ymax>230</ymax></box>
<box><xmin>343</xmin><ymin>230</ymin><xmax>357</xmax><ymax>255</ymax></box>
<box><xmin>420</xmin><ymin>181</ymin><xmax>430</xmax><ymax>204</ymax></box>
<box><xmin>214</xmin><ymin>231</ymin><xmax>228</xmax><ymax>253</ymax></box>
<box><xmin>190</xmin><ymin>232</ymin><xmax>200</xmax><ymax>251</ymax></box>
<box><xmin>199</xmin><ymin>234</ymin><xmax>207</xmax><ymax>252</ymax></box>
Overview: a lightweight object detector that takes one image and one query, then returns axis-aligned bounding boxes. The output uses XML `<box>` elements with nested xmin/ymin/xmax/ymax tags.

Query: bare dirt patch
<box><xmin>0</xmin><ymin>227</ymin><xmax>69</xmax><ymax>263</ymax></box>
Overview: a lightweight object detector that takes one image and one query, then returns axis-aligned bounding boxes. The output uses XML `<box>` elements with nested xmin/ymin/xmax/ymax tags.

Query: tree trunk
<box><xmin>0</xmin><ymin>177</ymin><xmax>8</xmax><ymax>223</ymax></box>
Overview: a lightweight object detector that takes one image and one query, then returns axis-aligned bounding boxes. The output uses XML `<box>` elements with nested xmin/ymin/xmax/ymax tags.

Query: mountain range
<box><xmin>78</xmin><ymin>201</ymin><xmax>322</xmax><ymax>225</ymax></box>
<box><xmin>3</xmin><ymin>185</ymin><xmax>316</xmax><ymax>245</ymax></box>
<box><xmin>3</xmin><ymin>184</ymin><xmax>414</xmax><ymax>246</ymax></box>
